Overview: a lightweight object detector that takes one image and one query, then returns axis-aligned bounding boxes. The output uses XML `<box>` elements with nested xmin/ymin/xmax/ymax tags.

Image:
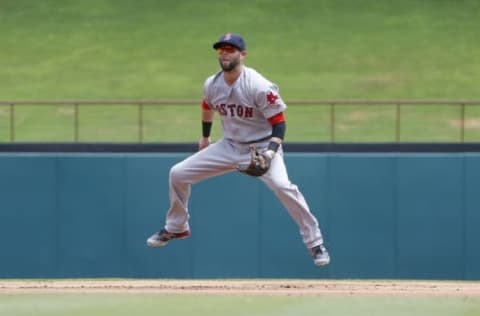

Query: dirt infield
<box><xmin>1</xmin><ymin>280</ymin><xmax>480</xmax><ymax>297</ymax></box>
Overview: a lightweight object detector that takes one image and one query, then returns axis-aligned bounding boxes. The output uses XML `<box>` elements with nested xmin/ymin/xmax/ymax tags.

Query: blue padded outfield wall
<box><xmin>0</xmin><ymin>152</ymin><xmax>479</xmax><ymax>279</ymax></box>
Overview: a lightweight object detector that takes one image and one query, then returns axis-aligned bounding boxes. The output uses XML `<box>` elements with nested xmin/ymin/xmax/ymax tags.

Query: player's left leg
<box><xmin>258</xmin><ymin>151</ymin><xmax>330</xmax><ymax>266</ymax></box>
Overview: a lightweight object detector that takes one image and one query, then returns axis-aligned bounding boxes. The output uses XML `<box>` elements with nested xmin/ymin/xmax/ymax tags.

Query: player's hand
<box><xmin>238</xmin><ymin>145</ymin><xmax>275</xmax><ymax>177</ymax></box>
<box><xmin>262</xmin><ymin>149</ymin><xmax>275</xmax><ymax>161</ymax></box>
<box><xmin>198</xmin><ymin>137</ymin><xmax>211</xmax><ymax>150</ymax></box>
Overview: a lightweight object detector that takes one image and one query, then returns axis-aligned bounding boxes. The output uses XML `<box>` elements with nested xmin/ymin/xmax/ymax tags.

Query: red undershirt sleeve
<box><xmin>267</xmin><ymin>112</ymin><xmax>285</xmax><ymax>125</ymax></box>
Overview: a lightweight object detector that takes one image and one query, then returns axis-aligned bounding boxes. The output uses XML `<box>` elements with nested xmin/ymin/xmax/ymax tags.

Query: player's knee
<box><xmin>169</xmin><ymin>163</ymin><xmax>186</xmax><ymax>183</ymax></box>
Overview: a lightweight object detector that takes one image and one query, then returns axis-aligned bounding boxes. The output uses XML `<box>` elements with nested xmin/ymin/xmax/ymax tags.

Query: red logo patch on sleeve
<box><xmin>266</xmin><ymin>91</ymin><xmax>279</xmax><ymax>105</ymax></box>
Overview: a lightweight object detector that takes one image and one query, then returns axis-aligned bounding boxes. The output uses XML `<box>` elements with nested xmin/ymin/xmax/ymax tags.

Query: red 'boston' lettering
<box><xmin>244</xmin><ymin>107</ymin><xmax>253</xmax><ymax>118</ymax></box>
<box><xmin>227</xmin><ymin>104</ymin><xmax>236</xmax><ymax>117</ymax></box>
<box><xmin>236</xmin><ymin>105</ymin><xmax>244</xmax><ymax>117</ymax></box>
<box><xmin>215</xmin><ymin>104</ymin><xmax>254</xmax><ymax>118</ymax></box>
<box><xmin>215</xmin><ymin>104</ymin><xmax>227</xmax><ymax>115</ymax></box>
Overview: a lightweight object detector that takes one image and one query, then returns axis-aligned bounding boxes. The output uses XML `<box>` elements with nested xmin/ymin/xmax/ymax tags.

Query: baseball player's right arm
<box><xmin>199</xmin><ymin>99</ymin><xmax>214</xmax><ymax>150</ymax></box>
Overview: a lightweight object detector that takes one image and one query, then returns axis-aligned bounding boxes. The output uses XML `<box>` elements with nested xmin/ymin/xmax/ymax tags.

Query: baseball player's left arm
<box><xmin>238</xmin><ymin>113</ymin><xmax>285</xmax><ymax>176</ymax></box>
<box><xmin>264</xmin><ymin>112</ymin><xmax>286</xmax><ymax>159</ymax></box>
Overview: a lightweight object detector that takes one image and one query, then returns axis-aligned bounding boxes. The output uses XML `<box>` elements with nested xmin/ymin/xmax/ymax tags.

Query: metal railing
<box><xmin>1</xmin><ymin>99</ymin><xmax>479</xmax><ymax>143</ymax></box>
<box><xmin>0</xmin><ymin>99</ymin><xmax>196</xmax><ymax>143</ymax></box>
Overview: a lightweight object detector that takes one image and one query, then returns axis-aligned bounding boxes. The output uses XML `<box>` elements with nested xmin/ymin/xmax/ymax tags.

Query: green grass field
<box><xmin>1</xmin><ymin>293</ymin><xmax>479</xmax><ymax>316</ymax></box>
<box><xmin>1</xmin><ymin>0</ymin><xmax>480</xmax><ymax>142</ymax></box>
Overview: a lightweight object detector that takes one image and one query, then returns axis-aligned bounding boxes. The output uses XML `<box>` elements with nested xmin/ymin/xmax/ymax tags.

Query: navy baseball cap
<box><xmin>213</xmin><ymin>33</ymin><xmax>246</xmax><ymax>51</ymax></box>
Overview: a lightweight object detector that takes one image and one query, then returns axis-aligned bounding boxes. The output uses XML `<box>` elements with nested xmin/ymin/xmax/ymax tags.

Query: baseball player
<box><xmin>147</xmin><ymin>33</ymin><xmax>330</xmax><ymax>266</ymax></box>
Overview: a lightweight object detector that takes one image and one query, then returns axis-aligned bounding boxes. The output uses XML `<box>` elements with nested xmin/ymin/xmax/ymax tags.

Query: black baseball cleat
<box><xmin>146</xmin><ymin>228</ymin><xmax>191</xmax><ymax>247</ymax></box>
<box><xmin>310</xmin><ymin>244</ymin><xmax>330</xmax><ymax>266</ymax></box>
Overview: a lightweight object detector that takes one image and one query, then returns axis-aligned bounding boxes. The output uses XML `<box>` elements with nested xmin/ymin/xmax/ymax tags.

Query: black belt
<box><xmin>228</xmin><ymin>136</ymin><xmax>271</xmax><ymax>145</ymax></box>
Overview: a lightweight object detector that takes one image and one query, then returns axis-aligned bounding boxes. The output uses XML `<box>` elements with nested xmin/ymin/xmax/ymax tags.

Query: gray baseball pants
<box><xmin>163</xmin><ymin>138</ymin><xmax>324</xmax><ymax>249</ymax></box>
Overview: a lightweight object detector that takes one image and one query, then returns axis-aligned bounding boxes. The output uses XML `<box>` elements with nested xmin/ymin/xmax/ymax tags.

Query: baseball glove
<box><xmin>239</xmin><ymin>144</ymin><xmax>274</xmax><ymax>177</ymax></box>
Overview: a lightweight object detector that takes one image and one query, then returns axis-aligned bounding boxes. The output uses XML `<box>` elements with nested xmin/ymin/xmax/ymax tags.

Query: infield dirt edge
<box><xmin>1</xmin><ymin>279</ymin><xmax>479</xmax><ymax>297</ymax></box>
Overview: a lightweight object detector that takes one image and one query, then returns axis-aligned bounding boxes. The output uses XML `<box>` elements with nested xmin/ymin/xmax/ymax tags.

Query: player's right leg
<box><xmin>147</xmin><ymin>139</ymin><xmax>237</xmax><ymax>247</ymax></box>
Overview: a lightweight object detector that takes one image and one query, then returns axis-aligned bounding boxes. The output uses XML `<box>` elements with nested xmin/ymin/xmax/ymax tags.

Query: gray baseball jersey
<box><xmin>203</xmin><ymin>66</ymin><xmax>287</xmax><ymax>143</ymax></box>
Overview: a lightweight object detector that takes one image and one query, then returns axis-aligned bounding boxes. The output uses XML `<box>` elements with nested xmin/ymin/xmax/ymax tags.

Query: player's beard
<box><xmin>219</xmin><ymin>56</ymin><xmax>240</xmax><ymax>72</ymax></box>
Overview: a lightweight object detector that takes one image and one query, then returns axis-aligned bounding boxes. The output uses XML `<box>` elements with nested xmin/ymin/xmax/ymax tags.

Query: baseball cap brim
<box><xmin>213</xmin><ymin>40</ymin><xmax>244</xmax><ymax>51</ymax></box>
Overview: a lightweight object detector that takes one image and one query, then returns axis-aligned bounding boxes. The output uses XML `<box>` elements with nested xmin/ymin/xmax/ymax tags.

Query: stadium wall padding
<box><xmin>0</xmin><ymin>153</ymin><xmax>479</xmax><ymax>279</ymax></box>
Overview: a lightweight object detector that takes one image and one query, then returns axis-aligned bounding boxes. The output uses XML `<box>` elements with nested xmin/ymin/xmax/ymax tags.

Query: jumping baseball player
<box><xmin>147</xmin><ymin>33</ymin><xmax>330</xmax><ymax>266</ymax></box>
